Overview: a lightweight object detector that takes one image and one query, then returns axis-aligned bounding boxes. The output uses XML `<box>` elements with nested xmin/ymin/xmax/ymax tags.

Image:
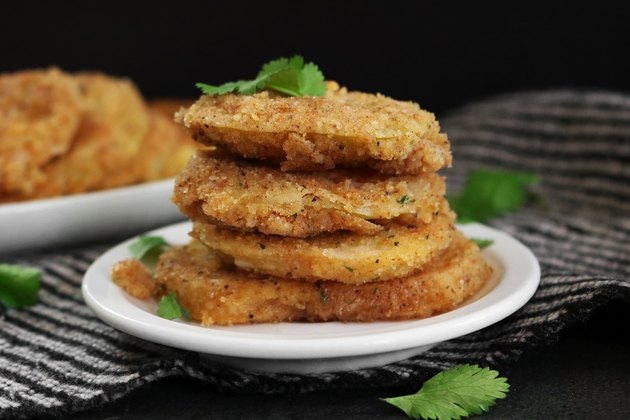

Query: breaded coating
<box><xmin>112</xmin><ymin>259</ymin><xmax>155</xmax><ymax>299</ymax></box>
<box><xmin>0</xmin><ymin>68</ymin><xmax>82</xmax><ymax>196</ymax></box>
<box><xmin>0</xmin><ymin>71</ymin><xmax>200</xmax><ymax>203</ymax></box>
<box><xmin>176</xmin><ymin>82</ymin><xmax>452</xmax><ymax>174</ymax></box>
<box><xmin>27</xmin><ymin>72</ymin><xmax>151</xmax><ymax>197</ymax></box>
<box><xmin>105</xmin><ymin>106</ymin><xmax>197</xmax><ymax>187</ymax></box>
<box><xmin>154</xmin><ymin>232</ymin><xmax>491</xmax><ymax>325</ymax></box>
<box><xmin>173</xmin><ymin>151</ymin><xmax>446</xmax><ymax>237</ymax></box>
<box><xmin>191</xmin><ymin>202</ymin><xmax>455</xmax><ymax>284</ymax></box>
<box><xmin>145</xmin><ymin>100</ymin><xmax>198</xmax><ymax>180</ymax></box>
<box><xmin>137</xmin><ymin>106</ymin><xmax>197</xmax><ymax>182</ymax></box>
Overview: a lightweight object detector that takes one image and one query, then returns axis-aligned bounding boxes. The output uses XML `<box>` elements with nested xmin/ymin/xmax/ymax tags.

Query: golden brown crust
<box><xmin>105</xmin><ymin>107</ymin><xmax>197</xmax><ymax>187</ymax></box>
<box><xmin>112</xmin><ymin>259</ymin><xmax>155</xmax><ymax>299</ymax></box>
<box><xmin>34</xmin><ymin>72</ymin><xmax>150</xmax><ymax>196</ymax></box>
<box><xmin>173</xmin><ymin>150</ymin><xmax>446</xmax><ymax>237</ymax></box>
<box><xmin>0</xmin><ymin>72</ymin><xmax>151</xmax><ymax>200</ymax></box>
<box><xmin>154</xmin><ymin>232</ymin><xmax>492</xmax><ymax>325</ymax></box>
<box><xmin>191</xmin><ymin>202</ymin><xmax>456</xmax><ymax>284</ymax></box>
<box><xmin>0</xmin><ymin>68</ymin><xmax>82</xmax><ymax>196</ymax></box>
<box><xmin>140</xmin><ymin>104</ymin><xmax>197</xmax><ymax>182</ymax></box>
<box><xmin>176</xmin><ymin>84</ymin><xmax>451</xmax><ymax>174</ymax></box>
<box><xmin>0</xmin><ymin>71</ymin><xmax>198</xmax><ymax>203</ymax></box>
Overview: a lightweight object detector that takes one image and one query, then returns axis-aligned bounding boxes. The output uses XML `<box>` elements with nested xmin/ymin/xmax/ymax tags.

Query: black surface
<box><xmin>33</xmin><ymin>299</ymin><xmax>630</xmax><ymax>420</ymax></box>
<box><xmin>4</xmin><ymin>1</ymin><xmax>630</xmax><ymax>114</ymax></box>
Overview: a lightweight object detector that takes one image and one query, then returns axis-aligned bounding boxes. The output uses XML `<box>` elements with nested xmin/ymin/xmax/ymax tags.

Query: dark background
<box><xmin>8</xmin><ymin>0</ymin><xmax>630</xmax><ymax>419</ymax></box>
<box><xmin>7</xmin><ymin>2</ymin><xmax>630</xmax><ymax>418</ymax></box>
<box><xmin>4</xmin><ymin>1</ymin><xmax>630</xmax><ymax>115</ymax></box>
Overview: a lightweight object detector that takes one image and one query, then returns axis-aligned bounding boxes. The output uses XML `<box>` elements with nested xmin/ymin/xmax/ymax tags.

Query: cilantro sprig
<box><xmin>127</xmin><ymin>236</ymin><xmax>190</xmax><ymax>320</ymax></box>
<box><xmin>196</xmin><ymin>55</ymin><xmax>326</xmax><ymax>97</ymax></box>
<box><xmin>157</xmin><ymin>291</ymin><xmax>191</xmax><ymax>320</ymax></box>
<box><xmin>129</xmin><ymin>235</ymin><xmax>170</xmax><ymax>261</ymax></box>
<box><xmin>383</xmin><ymin>364</ymin><xmax>509</xmax><ymax>420</ymax></box>
<box><xmin>0</xmin><ymin>264</ymin><xmax>41</xmax><ymax>308</ymax></box>
<box><xmin>448</xmin><ymin>170</ymin><xmax>539</xmax><ymax>223</ymax></box>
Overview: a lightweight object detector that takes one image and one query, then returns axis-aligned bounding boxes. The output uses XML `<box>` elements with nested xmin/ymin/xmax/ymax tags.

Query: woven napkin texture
<box><xmin>1</xmin><ymin>90</ymin><xmax>629</xmax><ymax>418</ymax></box>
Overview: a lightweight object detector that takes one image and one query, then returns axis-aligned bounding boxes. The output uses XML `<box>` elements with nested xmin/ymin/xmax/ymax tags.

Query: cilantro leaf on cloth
<box><xmin>157</xmin><ymin>291</ymin><xmax>191</xmax><ymax>320</ymax></box>
<box><xmin>382</xmin><ymin>364</ymin><xmax>509</xmax><ymax>420</ymax></box>
<box><xmin>0</xmin><ymin>264</ymin><xmax>41</xmax><ymax>308</ymax></box>
<box><xmin>448</xmin><ymin>170</ymin><xmax>539</xmax><ymax>223</ymax></box>
<box><xmin>196</xmin><ymin>55</ymin><xmax>326</xmax><ymax>97</ymax></box>
<box><xmin>129</xmin><ymin>235</ymin><xmax>170</xmax><ymax>261</ymax></box>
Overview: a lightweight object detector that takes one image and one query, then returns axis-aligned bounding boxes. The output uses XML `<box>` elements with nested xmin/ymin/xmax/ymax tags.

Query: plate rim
<box><xmin>0</xmin><ymin>177</ymin><xmax>175</xmax><ymax>214</ymax></box>
<box><xmin>82</xmin><ymin>222</ymin><xmax>540</xmax><ymax>360</ymax></box>
<box><xmin>0</xmin><ymin>178</ymin><xmax>182</xmax><ymax>254</ymax></box>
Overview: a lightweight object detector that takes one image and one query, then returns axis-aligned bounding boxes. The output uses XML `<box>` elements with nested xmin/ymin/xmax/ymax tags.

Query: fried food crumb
<box><xmin>153</xmin><ymin>232</ymin><xmax>492</xmax><ymax>325</ymax></box>
<box><xmin>176</xmin><ymin>84</ymin><xmax>452</xmax><ymax>174</ymax></box>
<box><xmin>0</xmin><ymin>69</ymin><xmax>197</xmax><ymax>203</ymax></box>
<box><xmin>111</xmin><ymin>259</ymin><xmax>155</xmax><ymax>299</ymax></box>
<box><xmin>191</xmin><ymin>202</ymin><xmax>456</xmax><ymax>284</ymax></box>
<box><xmin>0</xmin><ymin>67</ymin><xmax>82</xmax><ymax>196</ymax></box>
<box><xmin>173</xmin><ymin>150</ymin><xmax>446</xmax><ymax>237</ymax></box>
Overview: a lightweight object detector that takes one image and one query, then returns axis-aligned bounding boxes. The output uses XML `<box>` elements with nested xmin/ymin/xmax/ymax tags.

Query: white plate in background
<box><xmin>82</xmin><ymin>222</ymin><xmax>540</xmax><ymax>374</ymax></box>
<box><xmin>0</xmin><ymin>179</ymin><xmax>184</xmax><ymax>253</ymax></box>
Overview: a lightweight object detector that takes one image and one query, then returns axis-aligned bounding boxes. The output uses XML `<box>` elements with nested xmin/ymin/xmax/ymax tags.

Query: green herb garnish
<box><xmin>471</xmin><ymin>238</ymin><xmax>494</xmax><ymax>249</ymax></box>
<box><xmin>0</xmin><ymin>264</ymin><xmax>40</xmax><ymax>308</ymax></box>
<box><xmin>343</xmin><ymin>265</ymin><xmax>354</xmax><ymax>272</ymax></box>
<box><xmin>382</xmin><ymin>364</ymin><xmax>509</xmax><ymax>420</ymax></box>
<box><xmin>398</xmin><ymin>195</ymin><xmax>414</xmax><ymax>204</ymax></box>
<box><xmin>157</xmin><ymin>291</ymin><xmax>191</xmax><ymax>320</ymax></box>
<box><xmin>319</xmin><ymin>291</ymin><xmax>329</xmax><ymax>303</ymax></box>
<box><xmin>129</xmin><ymin>235</ymin><xmax>170</xmax><ymax>261</ymax></box>
<box><xmin>448</xmin><ymin>170</ymin><xmax>539</xmax><ymax>223</ymax></box>
<box><xmin>196</xmin><ymin>55</ymin><xmax>326</xmax><ymax>97</ymax></box>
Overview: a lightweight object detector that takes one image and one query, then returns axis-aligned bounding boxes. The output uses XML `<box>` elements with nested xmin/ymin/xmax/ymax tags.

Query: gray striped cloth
<box><xmin>2</xmin><ymin>90</ymin><xmax>629</xmax><ymax>418</ymax></box>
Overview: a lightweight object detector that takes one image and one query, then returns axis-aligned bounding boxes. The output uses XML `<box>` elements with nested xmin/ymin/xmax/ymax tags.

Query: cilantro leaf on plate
<box><xmin>129</xmin><ymin>235</ymin><xmax>170</xmax><ymax>261</ymax></box>
<box><xmin>0</xmin><ymin>264</ymin><xmax>41</xmax><ymax>308</ymax></box>
<box><xmin>470</xmin><ymin>238</ymin><xmax>494</xmax><ymax>249</ymax></box>
<box><xmin>196</xmin><ymin>55</ymin><xmax>327</xmax><ymax>97</ymax></box>
<box><xmin>382</xmin><ymin>364</ymin><xmax>509</xmax><ymax>420</ymax></box>
<box><xmin>448</xmin><ymin>170</ymin><xmax>539</xmax><ymax>223</ymax></box>
<box><xmin>157</xmin><ymin>291</ymin><xmax>191</xmax><ymax>320</ymax></box>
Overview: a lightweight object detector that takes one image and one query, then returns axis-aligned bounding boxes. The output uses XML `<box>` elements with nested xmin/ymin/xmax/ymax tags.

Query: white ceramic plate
<box><xmin>0</xmin><ymin>179</ymin><xmax>185</xmax><ymax>253</ymax></box>
<box><xmin>82</xmin><ymin>222</ymin><xmax>540</xmax><ymax>374</ymax></box>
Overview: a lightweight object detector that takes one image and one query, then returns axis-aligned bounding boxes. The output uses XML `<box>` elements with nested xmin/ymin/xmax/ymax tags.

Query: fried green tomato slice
<box><xmin>32</xmin><ymin>72</ymin><xmax>151</xmax><ymax>197</ymax></box>
<box><xmin>175</xmin><ymin>82</ymin><xmax>452</xmax><ymax>174</ymax></box>
<box><xmin>153</xmin><ymin>231</ymin><xmax>491</xmax><ymax>325</ymax></box>
<box><xmin>105</xmin><ymin>105</ymin><xmax>197</xmax><ymax>187</ymax></box>
<box><xmin>191</xmin><ymin>202</ymin><xmax>455</xmax><ymax>284</ymax></box>
<box><xmin>0</xmin><ymin>68</ymin><xmax>82</xmax><ymax>196</ymax></box>
<box><xmin>173</xmin><ymin>150</ymin><xmax>446</xmax><ymax>238</ymax></box>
